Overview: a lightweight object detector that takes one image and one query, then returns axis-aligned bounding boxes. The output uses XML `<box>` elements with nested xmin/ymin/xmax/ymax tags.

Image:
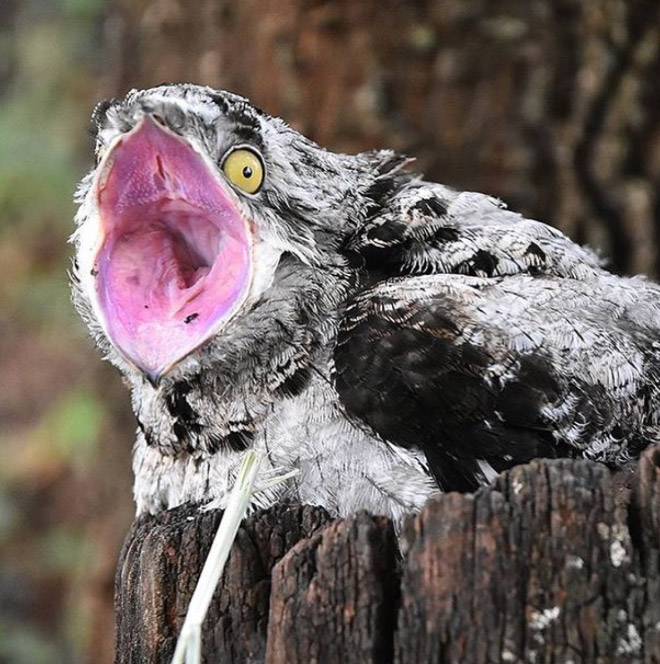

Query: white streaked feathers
<box><xmin>133</xmin><ymin>371</ymin><xmax>439</xmax><ymax>522</ymax></box>
<box><xmin>73</xmin><ymin>84</ymin><xmax>660</xmax><ymax>525</ymax></box>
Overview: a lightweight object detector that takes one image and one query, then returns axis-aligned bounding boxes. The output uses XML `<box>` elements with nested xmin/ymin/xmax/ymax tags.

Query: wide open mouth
<box><xmin>94</xmin><ymin>116</ymin><xmax>253</xmax><ymax>378</ymax></box>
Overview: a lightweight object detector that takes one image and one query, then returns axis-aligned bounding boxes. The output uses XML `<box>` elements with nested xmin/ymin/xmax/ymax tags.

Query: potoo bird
<box><xmin>72</xmin><ymin>84</ymin><xmax>660</xmax><ymax>523</ymax></box>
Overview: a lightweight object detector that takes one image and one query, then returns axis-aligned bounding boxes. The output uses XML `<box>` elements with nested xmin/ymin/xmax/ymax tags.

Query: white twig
<box><xmin>170</xmin><ymin>450</ymin><xmax>263</xmax><ymax>664</ymax></box>
<box><xmin>255</xmin><ymin>468</ymin><xmax>299</xmax><ymax>492</ymax></box>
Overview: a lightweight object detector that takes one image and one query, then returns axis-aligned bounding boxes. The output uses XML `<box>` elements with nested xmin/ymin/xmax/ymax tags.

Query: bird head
<box><xmin>72</xmin><ymin>84</ymin><xmax>405</xmax><ymax>385</ymax></box>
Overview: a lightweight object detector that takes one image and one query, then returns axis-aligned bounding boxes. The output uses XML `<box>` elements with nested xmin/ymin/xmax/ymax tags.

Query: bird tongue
<box><xmin>95</xmin><ymin>117</ymin><xmax>252</xmax><ymax>379</ymax></box>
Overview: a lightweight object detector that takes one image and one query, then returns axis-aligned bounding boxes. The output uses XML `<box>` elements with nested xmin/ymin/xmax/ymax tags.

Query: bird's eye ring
<box><xmin>221</xmin><ymin>147</ymin><xmax>264</xmax><ymax>194</ymax></box>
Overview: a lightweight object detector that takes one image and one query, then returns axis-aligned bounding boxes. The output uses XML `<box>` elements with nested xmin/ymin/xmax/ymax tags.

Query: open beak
<box><xmin>91</xmin><ymin>116</ymin><xmax>253</xmax><ymax>381</ymax></box>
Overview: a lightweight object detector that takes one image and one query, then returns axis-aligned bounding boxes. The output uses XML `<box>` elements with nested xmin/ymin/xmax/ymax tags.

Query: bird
<box><xmin>71</xmin><ymin>83</ymin><xmax>660</xmax><ymax>525</ymax></box>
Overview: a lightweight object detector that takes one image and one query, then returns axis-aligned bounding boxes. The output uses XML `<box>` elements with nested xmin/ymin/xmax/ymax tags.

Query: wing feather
<box><xmin>335</xmin><ymin>271</ymin><xmax>660</xmax><ymax>492</ymax></box>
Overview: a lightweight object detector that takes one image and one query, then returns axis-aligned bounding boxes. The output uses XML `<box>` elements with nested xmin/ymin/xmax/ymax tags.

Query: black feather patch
<box><xmin>526</xmin><ymin>242</ymin><xmax>547</xmax><ymax>262</ymax></box>
<box><xmin>275</xmin><ymin>366</ymin><xmax>313</xmax><ymax>399</ymax></box>
<box><xmin>431</xmin><ymin>226</ymin><xmax>461</xmax><ymax>243</ymax></box>
<box><xmin>412</xmin><ymin>197</ymin><xmax>448</xmax><ymax>217</ymax></box>
<box><xmin>166</xmin><ymin>380</ymin><xmax>202</xmax><ymax>446</ymax></box>
<box><xmin>348</xmin><ymin>190</ymin><xmax>459</xmax><ymax>278</ymax></box>
<box><xmin>207</xmin><ymin>430</ymin><xmax>254</xmax><ymax>454</ymax></box>
<box><xmin>364</xmin><ymin>177</ymin><xmax>398</xmax><ymax>206</ymax></box>
<box><xmin>335</xmin><ymin>295</ymin><xmax>573</xmax><ymax>492</ymax></box>
<box><xmin>365</xmin><ymin>222</ymin><xmax>407</xmax><ymax>246</ymax></box>
<box><xmin>166</xmin><ymin>381</ymin><xmax>201</xmax><ymax>429</ymax></box>
<box><xmin>467</xmin><ymin>249</ymin><xmax>499</xmax><ymax>277</ymax></box>
<box><xmin>136</xmin><ymin>418</ymin><xmax>157</xmax><ymax>448</ymax></box>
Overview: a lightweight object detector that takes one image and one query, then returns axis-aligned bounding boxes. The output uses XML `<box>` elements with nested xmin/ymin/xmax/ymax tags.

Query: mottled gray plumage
<box><xmin>72</xmin><ymin>83</ymin><xmax>660</xmax><ymax>524</ymax></box>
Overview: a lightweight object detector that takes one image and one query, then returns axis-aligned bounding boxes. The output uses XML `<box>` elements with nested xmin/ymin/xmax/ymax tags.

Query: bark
<box><xmin>114</xmin><ymin>503</ymin><xmax>332</xmax><ymax>663</ymax></box>
<box><xmin>115</xmin><ymin>446</ymin><xmax>660</xmax><ymax>664</ymax></box>
<box><xmin>107</xmin><ymin>0</ymin><xmax>660</xmax><ymax>277</ymax></box>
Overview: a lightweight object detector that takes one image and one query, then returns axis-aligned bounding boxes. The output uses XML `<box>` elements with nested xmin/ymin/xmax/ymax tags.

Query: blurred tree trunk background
<box><xmin>1</xmin><ymin>2</ymin><xmax>659</xmax><ymax>663</ymax></box>
<box><xmin>108</xmin><ymin>0</ymin><xmax>660</xmax><ymax>277</ymax></box>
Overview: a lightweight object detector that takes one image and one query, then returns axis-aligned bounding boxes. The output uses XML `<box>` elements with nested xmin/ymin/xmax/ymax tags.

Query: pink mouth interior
<box><xmin>96</xmin><ymin>117</ymin><xmax>252</xmax><ymax>377</ymax></box>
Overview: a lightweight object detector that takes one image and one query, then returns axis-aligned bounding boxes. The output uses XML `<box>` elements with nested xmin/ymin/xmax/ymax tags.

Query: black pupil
<box><xmin>242</xmin><ymin>165</ymin><xmax>253</xmax><ymax>179</ymax></box>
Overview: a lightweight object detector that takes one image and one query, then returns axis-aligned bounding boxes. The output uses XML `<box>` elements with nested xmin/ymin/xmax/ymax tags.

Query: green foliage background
<box><xmin>0</xmin><ymin>2</ymin><xmax>134</xmax><ymax>662</ymax></box>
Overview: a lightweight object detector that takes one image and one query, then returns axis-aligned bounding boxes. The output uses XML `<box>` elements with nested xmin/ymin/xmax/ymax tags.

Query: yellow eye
<box><xmin>222</xmin><ymin>148</ymin><xmax>264</xmax><ymax>194</ymax></box>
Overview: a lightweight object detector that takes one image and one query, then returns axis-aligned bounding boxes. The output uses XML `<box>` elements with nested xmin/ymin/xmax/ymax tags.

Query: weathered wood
<box><xmin>266</xmin><ymin>514</ymin><xmax>399</xmax><ymax>664</ymax></box>
<box><xmin>114</xmin><ymin>503</ymin><xmax>332</xmax><ymax>663</ymax></box>
<box><xmin>115</xmin><ymin>447</ymin><xmax>660</xmax><ymax>664</ymax></box>
<box><xmin>396</xmin><ymin>461</ymin><xmax>649</xmax><ymax>663</ymax></box>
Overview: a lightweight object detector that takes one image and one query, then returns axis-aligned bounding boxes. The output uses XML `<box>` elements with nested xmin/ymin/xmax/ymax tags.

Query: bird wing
<box><xmin>337</xmin><ymin>185</ymin><xmax>660</xmax><ymax>491</ymax></box>
<box><xmin>352</xmin><ymin>180</ymin><xmax>604</xmax><ymax>280</ymax></box>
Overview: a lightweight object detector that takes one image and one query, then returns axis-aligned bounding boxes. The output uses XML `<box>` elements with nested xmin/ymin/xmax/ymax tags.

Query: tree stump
<box><xmin>115</xmin><ymin>447</ymin><xmax>660</xmax><ymax>663</ymax></box>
